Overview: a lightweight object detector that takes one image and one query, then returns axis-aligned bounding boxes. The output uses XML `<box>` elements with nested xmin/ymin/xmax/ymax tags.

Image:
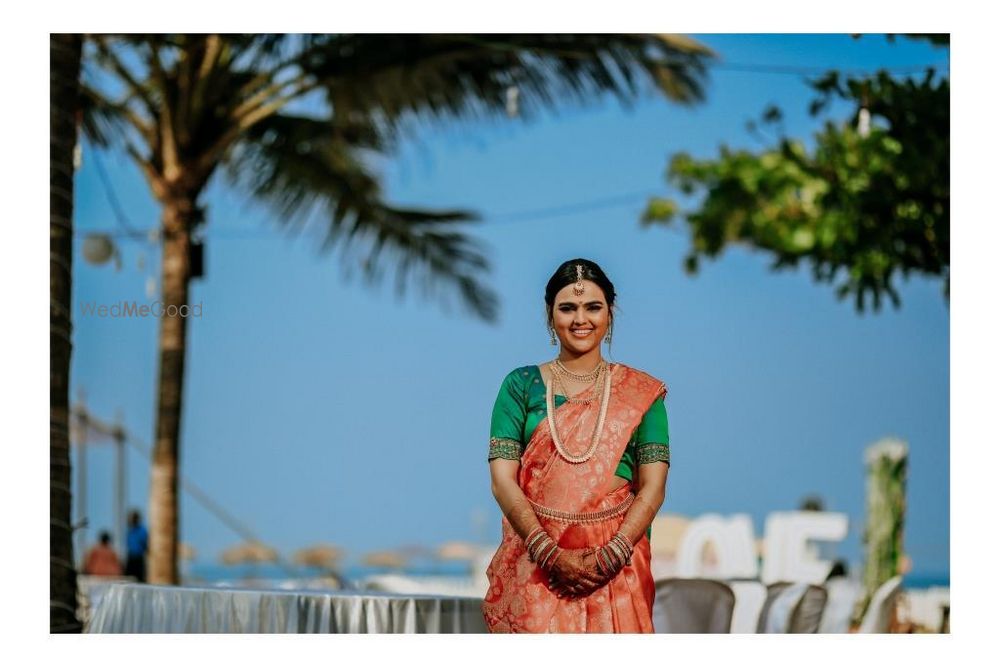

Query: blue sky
<box><xmin>70</xmin><ymin>34</ymin><xmax>949</xmax><ymax>575</ymax></box>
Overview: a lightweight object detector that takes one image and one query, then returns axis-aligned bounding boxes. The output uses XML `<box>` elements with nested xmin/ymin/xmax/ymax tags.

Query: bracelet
<box><xmin>599</xmin><ymin>545</ymin><xmax>617</xmax><ymax>573</ymax></box>
<box><xmin>524</xmin><ymin>527</ymin><xmax>545</xmax><ymax>546</ymax></box>
<box><xmin>537</xmin><ymin>540</ymin><xmax>557</xmax><ymax>570</ymax></box>
<box><xmin>528</xmin><ymin>534</ymin><xmax>556</xmax><ymax>564</ymax></box>
<box><xmin>594</xmin><ymin>546</ymin><xmax>610</xmax><ymax>576</ymax></box>
<box><xmin>525</xmin><ymin>530</ymin><xmax>547</xmax><ymax>557</ymax></box>
<box><xmin>611</xmin><ymin>532</ymin><xmax>634</xmax><ymax>565</ymax></box>
<box><xmin>606</xmin><ymin>540</ymin><xmax>625</xmax><ymax>567</ymax></box>
<box><xmin>604</xmin><ymin>544</ymin><xmax>623</xmax><ymax>571</ymax></box>
<box><xmin>526</xmin><ymin>530</ymin><xmax>550</xmax><ymax>562</ymax></box>
<box><xmin>528</xmin><ymin>538</ymin><xmax>548</xmax><ymax>563</ymax></box>
<box><xmin>539</xmin><ymin>544</ymin><xmax>561</xmax><ymax>571</ymax></box>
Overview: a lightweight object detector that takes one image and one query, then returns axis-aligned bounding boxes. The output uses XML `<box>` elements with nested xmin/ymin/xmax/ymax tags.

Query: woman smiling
<box><xmin>482</xmin><ymin>258</ymin><xmax>670</xmax><ymax>633</ymax></box>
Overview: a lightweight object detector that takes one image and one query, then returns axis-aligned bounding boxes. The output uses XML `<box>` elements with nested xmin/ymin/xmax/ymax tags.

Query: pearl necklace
<box><xmin>546</xmin><ymin>361</ymin><xmax>613</xmax><ymax>464</ymax></box>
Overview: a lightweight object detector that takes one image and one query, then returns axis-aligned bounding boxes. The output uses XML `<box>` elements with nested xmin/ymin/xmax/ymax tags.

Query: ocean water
<box><xmin>182</xmin><ymin>561</ymin><xmax>948</xmax><ymax>591</ymax></box>
<box><xmin>901</xmin><ymin>572</ymin><xmax>950</xmax><ymax>589</ymax></box>
<box><xmin>183</xmin><ymin>560</ymin><xmax>474</xmax><ymax>588</ymax></box>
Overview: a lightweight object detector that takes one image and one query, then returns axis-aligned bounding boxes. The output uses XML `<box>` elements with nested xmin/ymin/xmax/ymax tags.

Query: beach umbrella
<box><xmin>362</xmin><ymin>550</ymin><xmax>407</xmax><ymax>569</ymax></box>
<box><xmin>396</xmin><ymin>543</ymin><xmax>432</xmax><ymax>559</ymax></box>
<box><xmin>292</xmin><ymin>544</ymin><xmax>344</xmax><ymax>569</ymax></box>
<box><xmin>220</xmin><ymin>541</ymin><xmax>278</xmax><ymax>566</ymax></box>
<box><xmin>436</xmin><ymin>541</ymin><xmax>481</xmax><ymax>561</ymax></box>
<box><xmin>292</xmin><ymin>543</ymin><xmax>349</xmax><ymax>590</ymax></box>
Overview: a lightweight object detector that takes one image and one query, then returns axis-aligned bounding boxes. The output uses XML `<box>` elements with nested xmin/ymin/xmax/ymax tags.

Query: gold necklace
<box><xmin>554</xmin><ymin>358</ymin><xmax>604</xmax><ymax>382</ymax></box>
<box><xmin>553</xmin><ymin>362</ymin><xmax>604</xmax><ymax>405</ymax></box>
<box><xmin>546</xmin><ymin>362</ymin><xmax>613</xmax><ymax>463</ymax></box>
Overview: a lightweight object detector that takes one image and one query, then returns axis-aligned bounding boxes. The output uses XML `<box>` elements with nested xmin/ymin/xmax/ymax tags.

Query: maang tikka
<box><xmin>573</xmin><ymin>264</ymin><xmax>585</xmax><ymax>296</ymax></box>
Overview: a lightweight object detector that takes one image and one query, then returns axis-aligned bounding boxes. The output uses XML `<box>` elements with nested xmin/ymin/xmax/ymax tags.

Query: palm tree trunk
<box><xmin>50</xmin><ymin>32</ymin><xmax>83</xmax><ymax>633</ymax></box>
<box><xmin>148</xmin><ymin>196</ymin><xmax>198</xmax><ymax>585</ymax></box>
<box><xmin>851</xmin><ymin>438</ymin><xmax>908</xmax><ymax>627</ymax></box>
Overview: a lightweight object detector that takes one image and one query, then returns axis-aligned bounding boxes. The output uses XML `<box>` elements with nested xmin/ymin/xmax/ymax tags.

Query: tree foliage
<box><xmin>643</xmin><ymin>38</ymin><xmax>948</xmax><ymax>312</ymax></box>
<box><xmin>77</xmin><ymin>34</ymin><xmax>715</xmax><ymax>583</ymax></box>
<box><xmin>81</xmin><ymin>34</ymin><xmax>714</xmax><ymax>321</ymax></box>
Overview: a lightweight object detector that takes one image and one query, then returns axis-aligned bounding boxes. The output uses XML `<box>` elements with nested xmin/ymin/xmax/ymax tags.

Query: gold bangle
<box><xmin>612</xmin><ymin>533</ymin><xmax>633</xmax><ymax>565</ymax></box>
<box><xmin>595</xmin><ymin>547</ymin><xmax>610</xmax><ymax>576</ymax></box>
<box><xmin>525</xmin><ymin>531</ymin><xmax>547</xmax><ymax>556</ymax></box>
<box><xmin>529</xmin><ymin>533</ymin><xmax>551</xmax><ymax>556</ymax></box>
<box><xmin>608</xmin><ymin>545</ymin><xmax>624</xmax><ymax>572</ymax></box>
<box><xmin>606</xmin><ymin>541</ymin><xmax>626</xmax><ymax>569</ymax></box>
<box><xmin>531</xmin><ymin>537</ymin><xmax>554</xmax><ymax>563</ymax></box>
<box><xmin>600</xmin><ymin>545</ymin><xmax>618</xmax><ymax>572</ymax></box>
<box><xmin>539</xmin><ymin>542</ymin><xmax>560</xmax><ymax>570</ymax></box>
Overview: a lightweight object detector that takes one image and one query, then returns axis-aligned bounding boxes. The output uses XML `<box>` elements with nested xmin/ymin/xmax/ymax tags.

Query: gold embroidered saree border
<box><xmin>488</xmin><ymin>437</ymin><xmax>523</xmax><ymax>461</ymax></box>
<box><xmin>636</xmin><ymin>442</ymin><xmax>670</xmax><ymax>465</ymax></box>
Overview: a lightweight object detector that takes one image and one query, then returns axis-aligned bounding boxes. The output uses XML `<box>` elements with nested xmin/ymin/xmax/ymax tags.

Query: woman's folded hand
<box><xmin>547</xmin><ymin>548</ymin><xmax>612</xmax><ymax>598</ymax></box>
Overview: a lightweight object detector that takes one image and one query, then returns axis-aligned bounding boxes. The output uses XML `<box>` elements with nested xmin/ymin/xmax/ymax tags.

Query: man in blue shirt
<box><xmin>125</xmin><ymin>509</ymin><xmax>149</xmax><ymax>582</ymax></box>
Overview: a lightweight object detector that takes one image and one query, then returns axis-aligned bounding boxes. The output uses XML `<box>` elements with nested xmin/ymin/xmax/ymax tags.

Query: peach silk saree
<box><xmin>482</xmin><ymin>364</ymin><xmax>667</xmax><ymax>633</ymax></box>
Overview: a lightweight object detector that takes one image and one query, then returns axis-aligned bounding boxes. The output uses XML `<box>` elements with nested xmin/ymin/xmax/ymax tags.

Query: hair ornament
<box><xmin>573</xmin><ymin>264</ymin><xmax>585</xmax><ymax>296</ymax></box>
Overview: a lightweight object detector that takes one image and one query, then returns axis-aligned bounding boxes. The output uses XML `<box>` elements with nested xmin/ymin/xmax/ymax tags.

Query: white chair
<box><xmin>858</xmin><ymin>575</ymin><xmax>903</xmax><ymax>633</ymax></box>
<box><xmin>653</xmin><ymin>578</ymin><xmax>736</xmax><ymax>633</ymax></box>
<box><xmin>757</xmin><ymin>582</ymin><xmax>828</xmax><ymax>633</ymax></box>
<box><xmin>727</xmin><ymin>580</ymin><xmax>767</xmax><ymax>634</ymax></box>
<box><xmin>818</xmin><ymin>576</ymin><xmax>862</xmax><ymax>633</ymax></box>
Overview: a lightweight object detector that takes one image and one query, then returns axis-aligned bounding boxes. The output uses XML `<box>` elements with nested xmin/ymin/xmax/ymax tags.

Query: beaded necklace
<box><xmin>545</xmin><ymin>360</ymin><xmax>613</xmax><ymax>464</ymax></box>
<box><xmin>553</xmin><ymin>361</ymin><xmax>604</xmax><ymax>404</ymax></box>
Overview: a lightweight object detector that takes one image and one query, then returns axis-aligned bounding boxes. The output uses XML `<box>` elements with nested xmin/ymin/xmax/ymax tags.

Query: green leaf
<box><xmin>641</xmin><ymin>197</ymin><xmax>678</xmax><ymax>226</ymax></box>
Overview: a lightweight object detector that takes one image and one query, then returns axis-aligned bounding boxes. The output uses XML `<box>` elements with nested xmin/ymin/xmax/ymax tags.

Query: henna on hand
<box><xmin>548</xmin><ymin>548</ymin><xmax>612</xmax><ymax>597</ymax></box>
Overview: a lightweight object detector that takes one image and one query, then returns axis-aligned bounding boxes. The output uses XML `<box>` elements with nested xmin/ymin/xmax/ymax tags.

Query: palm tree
<box><xmin>51</xmin><ymin>32</ymin><xmax>84</xmax><ymax>632</ymax></box>
<box><xmin>80</xmin><ymin>34</ymin><xmax>714</xmax><ymax>583</ymax></box>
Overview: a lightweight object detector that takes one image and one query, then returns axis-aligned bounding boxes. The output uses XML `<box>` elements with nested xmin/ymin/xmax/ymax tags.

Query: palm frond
<box><xmin>225</xmin><ymin>112</ymin><xmax>497</xmax><ymax>321</ymax></box>
<box><xmin>298</xmin><ymin>34</ymin><xmax>715</xmax><ymax>133</ymax></box>
<box><xmin>78</xmin><ymin>84</ymin><xmax>136</xmax><ymax>148</ymax></box>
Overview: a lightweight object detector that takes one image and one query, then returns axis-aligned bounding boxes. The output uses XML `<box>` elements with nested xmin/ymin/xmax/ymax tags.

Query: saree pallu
<box><xmin>482</xmin><ymin>364</ymin><xmax>667</xmax><ymax>633</ymax></box>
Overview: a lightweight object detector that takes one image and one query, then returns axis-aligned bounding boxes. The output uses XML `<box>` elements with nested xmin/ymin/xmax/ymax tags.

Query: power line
<box><xmin>488</xmin><ymin>189</ymin><xmax>658</xmax><ymax>224</ymax></box>
<box><xmin>89</xmin><ymin>148</ymin><xmax>146</xmax><ymax>240</ymax></box>
<box><xmin>77</xmin><ymin>188</ymin><xmax>663</xmax><ymax>241</ymax></box>
<box><xmin>710</xmin><ymin>61</ymin><xmax>947</xmax><ymax>76</ymax></box>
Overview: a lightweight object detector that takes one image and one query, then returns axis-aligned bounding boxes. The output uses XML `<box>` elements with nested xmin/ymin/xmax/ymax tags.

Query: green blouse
<box><xmin>487</xmin><ymin>365</ymin><xmax>670</xmax><ymax>484</ymax></box>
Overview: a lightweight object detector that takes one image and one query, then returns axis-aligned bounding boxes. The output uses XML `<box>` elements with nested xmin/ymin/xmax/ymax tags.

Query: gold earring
<box><xmin>605</xmin><ymin>322</ymin><xmax>613</xmax><ymax>345</ymax></box>
<box><xmin>549</xmin><ymin>325</ymin><xmax>557</xmax><ymax>346</ymax></box>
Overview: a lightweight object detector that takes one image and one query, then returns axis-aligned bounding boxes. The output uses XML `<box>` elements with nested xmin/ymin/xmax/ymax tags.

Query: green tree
<box><xmin>643</xmin><ymin>35</ymin><xmax>948</xmax><ymax>312</ymax></box>
<box><xmin>81</xmin><ymin>34</ymin><xmax>714</xmax><ymax>583</ymax></box>
<box><xmin>51</xmin><ymin>33</ymin><xmax>83</xmax><ymax>632</ymax></box>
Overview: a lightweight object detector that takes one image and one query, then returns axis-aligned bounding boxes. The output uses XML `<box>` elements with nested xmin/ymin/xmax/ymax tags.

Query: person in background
<box><xmin>83</xmin><ymin>531</ymin><xmax>123</xmax><ymax>576</ymax></box>
<box><xmin>125</xmin><ymin>509</ymin><xmax>149</xmax><ymax>582</ymax></box>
